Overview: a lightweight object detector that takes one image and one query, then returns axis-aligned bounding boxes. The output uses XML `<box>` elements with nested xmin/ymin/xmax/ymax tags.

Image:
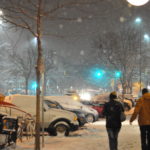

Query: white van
<box><xmin>4</xmin><ymin>95</ymin><xmax>79</xmax><ymax>136</ymax></box>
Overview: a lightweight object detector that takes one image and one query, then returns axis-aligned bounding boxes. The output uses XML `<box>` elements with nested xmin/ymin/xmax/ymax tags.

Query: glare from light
<box><xmin>0</xmin><ymin>20</ymin><xmax>2</xmax><ymax>25</ymax></box>
<box><xmin>31</xmin><ymin>37</ymin><xmax>37</xmax><ymax>46</ymax></box>
<box><xmin>32</xmin><ymin>82</ymin><xmax>37</xmax><ymax>89</ymax></box>
<box><xmin>72</xmin><ymin>96</ymin><xmax>78</xmax><ymax>101</ymax></box>
<box><xmin>80</xmin><ymin>92</ymin><xmax>91</xmax><ymax>101</ymax></box>
<box><xmin>135</xmin><ymin>17</ymin><xmax>142</xmax><ymax>24</ymax></box>
<box><xmin>97</xmin><ymin>72</ymin><xmax>101</xmax><ymax>76</ymax></box>
<box><xmin>115</xmin><ymin>71</ymin><xmax>121</xmax><ymax>78</ymax></box>
<box><xmin>144</xmin><ymin>34</ymin><xmax>150</xmax><ymax>42</ymax></box>
<box><xmin>95</xmin><ymin>70</ymin><xmax>105</xmax><ymax>78</ymax></box>
<box><xmin>147</xmin><ymin>85</ymin><xmax>150</xmax><ymax>90</ymax></box>
<box><xmin>0</xmin><ymin>10</ymin><xmax>3</xmax><ymax>16</ymax></box>
<box><xmin>127</xmin><ymin>0</ymin><xmax>149</xmax><ymax>6</ymax></box>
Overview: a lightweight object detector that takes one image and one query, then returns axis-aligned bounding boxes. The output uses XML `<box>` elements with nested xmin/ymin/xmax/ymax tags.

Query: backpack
<box><xmin>104</xmin><ymin>101</ymin><xmax>123</xmax><ymax>128</ymax></box>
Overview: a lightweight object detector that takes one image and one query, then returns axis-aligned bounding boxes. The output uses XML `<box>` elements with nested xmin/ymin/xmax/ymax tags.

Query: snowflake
<box><xmin>103</xmin><ymin>30</ymin><xmax>106</xmax><ymax>34</ymax></box>
<box><xmin>59</xmin><ymin>24</ymin><xmax>64</xmax><ymax>29</ymax></box>
<box><xmin>77</xmin><ymin>17</ymin><xmax>82</xmax><ymax>23</ymax></box>
<box><xmin>63</xmin><ymin>12</ymin><xmax>67</xmax><ymax>16</ymax></box>
<box><xmin>120</xmin><ymin>17</ymin><xmax>125</xmax><ymax>23</ymax></box>
<box><xmin>88</xmin><ymin>15</ymin><xmax>93</xmax><ymax>19</ymax></box>
<box><xmin>80</xmin><ymin>50</ymin><xmax>84</xmax><ymax>55</ymax></box>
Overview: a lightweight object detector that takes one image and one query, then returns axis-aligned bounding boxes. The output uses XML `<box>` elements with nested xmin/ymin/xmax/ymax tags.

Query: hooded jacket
<box><xmin>130</xmin><ymin>93</ymin><xmax>150</xmax><ymax>126</ymax></box>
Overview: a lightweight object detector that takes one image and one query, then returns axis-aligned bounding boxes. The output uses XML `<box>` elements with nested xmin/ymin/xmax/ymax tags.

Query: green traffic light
<box><xmin>95</xmin><ymin>69</ymin><xmax>105</xmax><ymax>78</ymax></box>
<box><xmin>115</xmin><ymin>71</ymin><xmax>121</xmax><ymax>78</ymax></box>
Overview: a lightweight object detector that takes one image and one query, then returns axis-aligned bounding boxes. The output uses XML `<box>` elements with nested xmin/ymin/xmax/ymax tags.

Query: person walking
<box><xmin>103</xmin><ymin>92</ymin><xmax>124</xmax><ymax>150</ymax></box>
<box><xmin>130</xmin><ymin>88</ymin><xmax>150</xmax><ymax>150</ymax></box>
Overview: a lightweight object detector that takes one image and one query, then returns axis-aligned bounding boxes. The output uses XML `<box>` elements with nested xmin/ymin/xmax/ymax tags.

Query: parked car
<box><xmin>45</xmin><ymin>96</ymin><xmax>99</xmax><ymax>123</ymax></box>
<box><xmin>65</xmin><ymin>90</ymin><xmax>80</xmax><ymax>101</ymax></box>
<box><xmin>44</xmin><ymin>100</ymin><xmax>87</xmax><ymax>126</ymax></box>
<box><xmin>81</xmin><ymin>100</ymin><xmax>105</xmax><ymax>118</ymax></box>
<box><xmin>4</xmin><ymin>95</ymin><xmax>79</xmax><ymax>136</ymax></box>
<box><xmin>92</xmin><ymin>103</ymin><xmax>105</xmax><ymax>118</ymax></box>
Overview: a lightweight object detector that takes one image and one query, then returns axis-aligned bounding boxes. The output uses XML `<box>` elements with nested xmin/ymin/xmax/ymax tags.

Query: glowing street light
<box><xmin>126</xmin><ymin>0</ymin><xmax>149</xmax><ymax>6</ymax></box>
<box><xmin>147</xmin><ymin>85</ymin><xmax>150</xmax><ymax>90</ymax></box>
<box><xmin>31</xmin><ymin>37</ymin><xmax>37</xmax><ymax>46</ymax></box>
<box><xmin>144</xmin><ymin>34</ymin><xmax>150</xmax><ymax>42</ymax></box>
<box><xmin>134</xmin><ymin>17</ymin><xmax>142</xmax><ymax>24</ymax></box>
<box><xmin>0</xmin><ymin>20</ymin><xmax>2</xmax><ymax>25</ymax></box>
<box><xmin>0</xmin><ymin>10</ymin><xmax>3</xmax><ymax>25</ymax></box>
<box><xmin>0</xmin><ymin>10</ymin><xmax>3</xmax><ymax>16</ymax></box>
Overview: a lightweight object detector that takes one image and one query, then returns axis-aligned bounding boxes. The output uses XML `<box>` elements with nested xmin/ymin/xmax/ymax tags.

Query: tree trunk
<box><xmin>122</xmin><ymin>82</ymin><xmax>127</xmax><ymax>94</ymax></box>
<box><xmin>25</xmin><ymin>77</ymin><xmax>29</xmax><ymax>95</ymax></box>
<box><xmin>35</xmin><ymin>0</ymin><xmax>42</xmax><ymax>149</ymax></box>
<box><xmin>44</xmin><ymin>72</ymin><xmax>47</xmax><ymax>95</ymax></box>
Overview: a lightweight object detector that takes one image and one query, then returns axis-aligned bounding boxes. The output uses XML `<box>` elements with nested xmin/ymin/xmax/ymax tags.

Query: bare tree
<box><xmin>94</xmin><ymin>26</ymin><xmax>141</xmax><ymax>94</ymax></box>
<box><xmin>0</xmin><ymin>0</ymin><xmax>100</xmax><ymax>149</ymax></box>
<box><xmin>8</xmin><ymin>47</ymin><xmax>36</xmax><ymax>94</ymax></box>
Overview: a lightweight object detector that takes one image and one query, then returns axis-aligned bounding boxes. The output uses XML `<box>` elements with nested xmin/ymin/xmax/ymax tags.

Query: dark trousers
<box><xmin>140</xmin><ymin>125</ymin><xmax>150</xmax><ymax>150</ymax></box>
<box><xmin>107</xmin><ymin>128</ymin><xmax>120</xmax><ymax>150</ymax></box>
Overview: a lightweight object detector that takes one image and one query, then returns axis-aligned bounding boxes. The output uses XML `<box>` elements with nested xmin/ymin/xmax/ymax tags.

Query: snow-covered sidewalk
<box><xmin>13</xmin><ymin>118</ymin><xmax>141</xmax><ymax>150</ymax></box>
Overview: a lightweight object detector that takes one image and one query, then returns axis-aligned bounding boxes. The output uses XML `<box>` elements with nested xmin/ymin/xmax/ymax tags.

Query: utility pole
<box><xmin>139</xmin><ymin>28</ymin><xmax>142</xmax><ymax>92</ymax></box>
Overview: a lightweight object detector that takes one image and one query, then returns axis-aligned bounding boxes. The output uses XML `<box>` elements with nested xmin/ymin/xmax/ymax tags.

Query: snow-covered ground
<box><xmin>7</xmin><ymin>117</ymin><xmax>140</xmax><ymax>150</ymax></box>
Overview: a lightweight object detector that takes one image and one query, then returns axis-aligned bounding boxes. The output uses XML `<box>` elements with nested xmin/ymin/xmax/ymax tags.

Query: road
<box><xmin>13</xmin><ymin>118</ymin><xmax>141</xmax><ymax>150</ymax></box>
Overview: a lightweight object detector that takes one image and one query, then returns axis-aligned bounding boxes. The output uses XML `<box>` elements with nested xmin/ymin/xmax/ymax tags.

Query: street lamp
<box><xmin>135</xmin><ymin>17</ymin><xmax>142</xmax><ymax>24</ymax></box>
<box><xmin>31</xmin><ymin>37</ymin><xmax>37</xmax><ymax>46</ymax></box>
<box><xmin>127</xmin><ymin>0</ymin><xmax>149</xmax><ymax>6</ymax></box>
<box><xmin>134</xmin><ymin>17</ymin><xmax>150</xmax><ymax>91</ymax></box>
<box><xmin>144</xmin><ymin>34</ymin><xmax>150</xmax><ymax>42</ymax></box>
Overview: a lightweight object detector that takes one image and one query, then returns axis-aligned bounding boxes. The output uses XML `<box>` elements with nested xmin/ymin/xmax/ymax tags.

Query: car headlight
<box><xmin>72</xmin><ymin>96</ymin><xmax>79</xmax><ymax>101</ymax></box>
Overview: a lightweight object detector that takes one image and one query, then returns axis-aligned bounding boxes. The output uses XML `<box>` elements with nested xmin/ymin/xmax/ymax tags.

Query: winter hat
<box><xmin>142</xmin><ymin>88</ymin><xmax>149</xmax><ymax>95</ymax></box>
<box><xmin>109</xmin><ymin>91</ymin><xmax>117</xmax><ymax>100</ymax></box>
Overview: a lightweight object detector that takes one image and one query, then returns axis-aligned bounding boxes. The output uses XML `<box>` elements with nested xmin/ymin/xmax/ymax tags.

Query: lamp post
<box><xmin>134</xmin><ymin>17</ymin><xmax>150</xmax><ymax>91</ymax></box>
<box><xmin>134</xmin><ymin>17</ymin><xmax>143</xmax><ymax>91</ymax></box>
<box><xmin>127</xmin><ymin>1</ymin><xmax>149</xmax><ymax>92</ymax></box>
<box><xmin>143</xmin><ymin>34</ymin><xmax>150</xmax><ymax>87</ymax></box>
<box><xmin>126</xmin><ymin>0</ymin><xmax>149</xmax><ymax>6</ymax></box>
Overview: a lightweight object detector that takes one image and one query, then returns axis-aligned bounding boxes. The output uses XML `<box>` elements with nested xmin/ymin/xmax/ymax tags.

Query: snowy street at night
<box><xmin>0</xmin><ymin>0</ymin><xmax>150</xmax><ymax>149</ymax></box>
<box><xmin>10</xmin><ymin>117</ymin><xmax>141</xmax><ymax>150</ymax></box>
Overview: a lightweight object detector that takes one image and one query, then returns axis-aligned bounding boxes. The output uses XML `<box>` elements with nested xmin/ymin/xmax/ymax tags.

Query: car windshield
<box><xmin>44</xmin><ymin>100</ymin><xmax>64</xmax><ymax>109</ymax></box>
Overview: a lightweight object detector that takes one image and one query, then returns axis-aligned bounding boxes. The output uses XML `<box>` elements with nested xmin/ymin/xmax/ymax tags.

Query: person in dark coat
<box><xmin>103</xmin><ymin>92</ymin><xmax>124</xmax><ymax>150</ymax></box>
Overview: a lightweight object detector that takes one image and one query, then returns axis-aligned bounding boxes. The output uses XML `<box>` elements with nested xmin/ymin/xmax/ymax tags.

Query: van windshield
<box><xmin>44</xmin><ymin>100</ymin><xmax>64</xmax><ymax>109</ymax></box>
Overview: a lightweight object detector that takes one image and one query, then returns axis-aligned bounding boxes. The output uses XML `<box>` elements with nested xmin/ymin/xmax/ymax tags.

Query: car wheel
<box><xmin>86</xmin><ymin>114</ymin><xmax>94</xmax><ymax>123</ymax></box>
<box><xmin>55</xmin><ymin>124</ymin><xmax>69</xmax><ymax>137</ymax></box>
